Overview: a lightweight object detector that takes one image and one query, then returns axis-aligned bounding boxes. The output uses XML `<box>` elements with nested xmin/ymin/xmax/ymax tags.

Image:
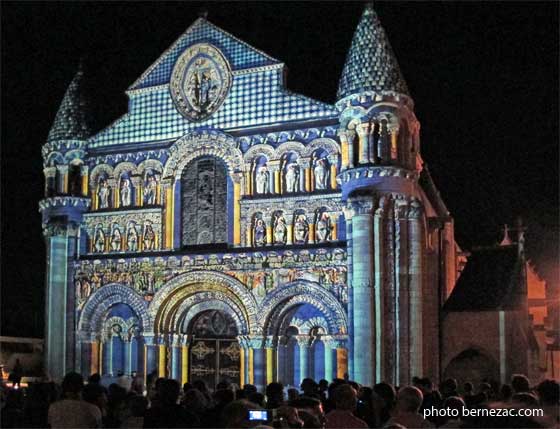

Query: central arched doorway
<box><xmin>187</xmin><ymin>310</ymin><xmax>240</xmax><ymax>388</ymax></box>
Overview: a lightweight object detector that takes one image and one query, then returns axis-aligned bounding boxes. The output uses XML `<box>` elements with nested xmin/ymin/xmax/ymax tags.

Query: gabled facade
<box><xmin>39</xmin><ymin>5</ymin><xmax>459</xmax><ymax>388</ymax></box>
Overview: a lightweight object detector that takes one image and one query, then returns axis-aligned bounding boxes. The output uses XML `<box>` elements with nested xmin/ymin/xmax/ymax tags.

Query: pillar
<box><xmin>106</xmin><ymin>336</ymin><xmax>114</xmax><ymax>376</ymax></box>
<box><xmin>339</xmin><ymin>130</ymin><xmax>350</xmax><ymax>171</ymax></box>
<box><xmin>247</xmin><ymin>223</ymin><xmax>253</xmax><ymax>247</ymax></box>
<box><xmin>265</xmin><ymin>216</ymin><xmax>273</xmax><ymax>245</ymax></box>
<box><xmin>57</xmin><ymin>165</ymin><xmax>69</xmax><ymax>194</ymax></box>
<box><xmin>373</xmin><ymin>198</ymin><xmax>387</xmax><ymax>382</ymax></box>
<box><xmin>356</xmin><ymin>123</ymin><xmax>370</xmax><ymax>164</ymax></box>
<box><xmin>265</xmin><ymin>336</ymin><xmax>276</xmax><ymax>385</ymax></box>
<box><xmin>308</xmin><ymin>223</ymin><xmax>315</xmax><ymax>244</ymax></box>
<box><xmin>44</xmin><ymin>167</ymin><xmax>57</xmax><ymax>197</ymax></box>
<box><xmin>328</xmin><ymin>154</ymin><xmax>339</xmax><ymax>190</ymax></box>
<box><xmin>286</xmin><ymin>222</ymin><xmax>293</xmax><ymax>245</ymax></box>
<box><xmin>408</xmin><ymin>200</ymin><xmax>424</xmax><ymax>378</ymax></box>
<box><xmin>181</xmin><ymin>336</ymin><xmax>190</xmax><ymax>386</ymax></box>
<box><xmin>158</xmin><ymin>337</ymin><xmax>166</xmax><ymax>378</ymax></box>
<box><xmin>124</xmin><ymin>339</ymin><xmax>132</xmax><ymax>375</ymax></box>
<box><xmin>80</xmin><ymin>165</ymin><xmax>89</xmax><ymax>197</ymax></box>
<box><xmin>323</xmin><ymin>338</ymin><xmax>334</xmax><ymax>382</ymax></box>
<box><xmin>171</xmin><ymin>335</ymin><xmax>181</xmax><ymax>381</ymax></box>
<box><xmin>233</xmin><ymin>174</ymin><xmax>242</xmax><ymax>246</ymax></box>
<box><xmin>331</xmin><ymin>213</ymin><xmax>338</xmax><ymax>241</ymax></box>
<box><xmin>336</xmin><ymin>344</ymin><xmax>348</xmax><ymax>379</ymax></box>
<box><xmin>164</xmin><ymin>181</ymin><xmax>174</xmax><ymax>249</ymax></box>
<box><xmin>349</xmin><ymin>198</ymin><xmax>375</xmax><ymax>386</ymax></box>
<box><xmin>244</xmin><ymin>169</ymin><xmax>251</xmax><ymax>195</ymax></box>
<box><xmin>143</xmin><ymin>335</ymin><xmax>158</xmax><ymax>386</ymax></box>
<box><xmin>238</xmin><ymin>338</ymin><xmax>246</xmax><ymax>387</ymax></box>
<box><xmin>296</xmin><ymin>336</ymin><xmax>310</xmax><ymax>384</ymax></box>
<box><xmin>274</xmin><ymin>169</ymin><xmax>281</xmax><ymax>194</ymax></box>
<box><xmin>91</xmin><ymin>339</ymin><xmax>100</xmax><ymax>375</ymax></box>
<box><xmin>248</xmin><ymin>336</ymin><xmax>265</xmax><ymax>391</ymax></box>
<box><xmin>268</xmin><ymin>162</ymin><xmax>280</xmax><ymax>195</ymax></box>
<box><xmin>347</xmin><ymin>131</ymin><xmax>355</xmax><ymax>169</ymax></box>
<box><xmin>132</xmin><ymin>177</ymin><xmax>142</xmax><ymax>206</ymax></box>
<box><xmin>299</xmin><ymin>161</ymin><xmax>308</xmax><ymax>193</ymax></box>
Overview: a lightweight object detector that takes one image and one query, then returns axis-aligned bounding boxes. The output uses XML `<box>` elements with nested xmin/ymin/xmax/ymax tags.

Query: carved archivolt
<box><xmin>89</xmin><ymin>164</ymin><xmax>115</xmax><ymax>186</ymax></box>
<box><xmin>163</xmin><ymin>131</ymin><xmax>244</xmax><ymax>179</ymax></box>
<box><xmin>137</xmin><ymin>159</ymin><xmax>164</xmax><ymax>177</ymax></box>
<box><xmin>78</xmin><ymin>283</ymin><xmax>150</xmax><ymax>334</ymax></box>
<box><xmin>113</xmin><ymin>161</ymin><xmax>139</xmax><ymax>179</ymax></box>
<box><xmin>303</xmin><ymin>138</ymin><xmax>340</xmax><ymax>157</ymax></box>
<box><xmin>259</xmin><ymin>280</ymin><xmax>348</xmax><ymax>335</ymax></box>
<box><xmin>149</xmin><ymin>271</ymin><xmax>259</xmax><ymax>333</ymax></box>
<box><xmin>243</xmin><ymin>144</ymin><xmax>276</xmax><ymax>163</ymax></box>
<box><xmin>276</xmin><ymin>141</ymin><xmax>306</xmax><ymax>159</ymax></box>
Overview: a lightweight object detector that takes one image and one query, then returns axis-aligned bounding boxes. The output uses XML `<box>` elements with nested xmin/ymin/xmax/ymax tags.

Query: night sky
<box><xmin>2</xmin><ymin>2</ymin><xmax>558</xmax><ymax>338</ymax></box>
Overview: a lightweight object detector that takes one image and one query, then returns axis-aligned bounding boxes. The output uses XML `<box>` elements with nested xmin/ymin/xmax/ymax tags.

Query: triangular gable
<box><xmin>129</xmin><ymin>18</ymin><xmax>281</xmax><ymax>90</ymax></box>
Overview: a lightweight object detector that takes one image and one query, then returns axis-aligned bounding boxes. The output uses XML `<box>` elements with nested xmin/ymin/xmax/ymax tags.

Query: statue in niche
<box><xmin>254</xmin><ymin>218</ymin><xmax>266</xmax><ymax>247</ymax></box>
<box><xmin>253</xmin><ymin>273</ymin><xmax>266</xmax><ymax>298</ymax></box>
<box><xmin>273</xmin><ymin>214</ymin><xmax>287</xmax><ymax>244</ymax></box>
<box><xmin>97</xmin><ymin>178</ymin><xmax>110</xmax><ymax>209</ymax></box>
<box><xmin>316</xmin><ymin>212</ymin><xmax>331</xmax><ymax>242</ymax></box>
<box><xmin>94</xmin><ymin>226</ymin><xmax>105</xmax><ymax>252</ymax></box>
<box><xmin>75</xmin><ymin>280</ymin><xmax>82</xmax><ymax>301</ymax></box>
<box><xmin>144</xmin><ymin>173</ymin><xmax>157</xmax><ymax>205</ymax></box>
<box><xmin>120</xmin><ymin>178</ymin><xmax>132</xmax><ymax>207</ymax></box>
<box><xmin>285</xmin><ymin>163</ymin><xmax>299</xmax><ymax>193</ymax></box>
<box><xmin>81</xmin><ymin>279</ymin><xmax>91</xmax><ymax>300</ymax></box>
<box><xmin>126</xmin><ymin>223</ymin><xmax>138</xmax><ymax>251</ymax></box>
<box><xmin>255</xmin><ymin>166</ymin><xmax>269</xmax><ymax>194</ymax></box>
<box><xmin>110</xmin><ymin>225</ymin><xmax>122</xmax><ymax>251</ymax></box>
<box><xmin>294</xmin><ymin>214</ymin><xmax>309</xmax><ymax>244</ymax></box>
<box><xmin>314</xmin><ymin>158</ymin><xmax>328</xmax><ymax>190</ymax></box>
<box><xmin>143</xmin><ymin>222</ymin><xmax>156</xmax><ymax>250</ymax></box>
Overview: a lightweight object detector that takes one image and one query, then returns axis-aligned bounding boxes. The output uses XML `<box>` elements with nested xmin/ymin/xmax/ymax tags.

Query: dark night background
<box><xmin>1</xmin><ymin>2</ymin><xmax>558</xmax><ymax>338</ymax></box>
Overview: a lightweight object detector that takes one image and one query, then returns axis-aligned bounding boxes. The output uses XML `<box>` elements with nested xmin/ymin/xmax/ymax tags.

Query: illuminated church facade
<box><xmin>40</xmin><ymin>5</ymin><xmax>461</xmax><ymax>389</ymax></box>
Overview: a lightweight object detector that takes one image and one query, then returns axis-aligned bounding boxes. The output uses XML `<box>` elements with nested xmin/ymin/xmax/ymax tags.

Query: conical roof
<box><xmin>337</xmin><ymin>3</ymin><xmax>409</xmax><ymax>100</ymax></box>
<box><xmin>47</xmin><ymin>61</ymin><xmax>93</xmax><ymax>142</ymax></box>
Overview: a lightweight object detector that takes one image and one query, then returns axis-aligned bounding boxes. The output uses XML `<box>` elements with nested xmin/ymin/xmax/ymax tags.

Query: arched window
<box><xmin>181</xmin><ymin>157</ymin><xmax>228</xmax><ymax>246</ymax></box>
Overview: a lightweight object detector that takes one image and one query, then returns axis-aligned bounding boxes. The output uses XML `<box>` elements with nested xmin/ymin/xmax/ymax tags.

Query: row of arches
<box><xmin>248</xmin><ymin>208</ymin><xmax>340</xmax><ymax>247</ymax></box>
<box><xmin>90</xmin><ymin>221</ymin><xmax>158</xmax><ymax>253</ymax></box>
<box><xmin>77</xmin><ymin>273</ymin><xmax>348</xmax><ymax>386</ymax></box>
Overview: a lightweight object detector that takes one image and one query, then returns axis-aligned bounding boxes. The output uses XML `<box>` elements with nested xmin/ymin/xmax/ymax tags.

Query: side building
<box><xmin>39</xmin><ymin>5</ymin><xmax>460</xmax><ymax>388</ymax></box>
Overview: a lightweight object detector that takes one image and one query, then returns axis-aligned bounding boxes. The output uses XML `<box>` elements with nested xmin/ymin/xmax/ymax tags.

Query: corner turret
<box><xmin>336</xmin><ymin>3</ymin><xmax>421</xmax><ymax>199</ymax></box>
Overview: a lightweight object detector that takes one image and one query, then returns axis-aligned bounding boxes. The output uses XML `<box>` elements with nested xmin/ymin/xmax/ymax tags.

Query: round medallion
<box><xmin>170</xmin><ymin>43</ymin><xmax>232</xmax><ymax>121</ymax></box>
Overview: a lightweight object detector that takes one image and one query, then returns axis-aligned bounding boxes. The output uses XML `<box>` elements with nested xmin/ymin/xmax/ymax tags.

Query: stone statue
<box><xmin>144</xmin><ymin>174</ymin><xmax>157</xmax><ymax>205</ymax></box>
<box><xmin>97</xmin><ymin>178</ymin><xmax>110</xmax><ymax>209</ymax></box>
<box><xmin>94</xmin><ymin>226</ymin><xmax>105</xmax><ymax>252</ymax></box>
<box><xmin>285</xmin><ymin>163</ymin><xmax>299</xmax><ymax>193</ymax></box>
<box><xmin>110</xmin><ymin>225</ymin><xmax>122</xmax><ymax>251</ymax></box>
<box><xmin>294</xmin><ymin>214</ymin><xmax>309</xmax><ymax>244</ymax></box>
<box><xmin>127</xmin><ymin>223</ymin><xmax>138</xmax><ymax>251</ymax></box>
<box><xmin>143</xmin><ymin>223</ymin><xmax>156</xmax><ymax>250</ymax></box>
<box><xmin>273</xmin><ymin>215</ymin><xmax>287</xmax><ymax>244</ymax></box>
<box><xmin>120</xmin><ymin>178</ymin><xmax>132</xmax><ymax>207</ymax></box>
<box><xmin>314</xmin><ymin>158</ymin><xmax>328</xmax><ymax>190</ymax></box>
<box><xmin>254</xmin><ymin>218</ymin><xmax>266</xmax><ymax>247</ymax></box>
<box><xmin>255</xmin><ymin>166</ymin><xmax>269</xmax><ymax>194</ymax></box>
<box><xmin>316</xmin><ymin>212</ymin><xmax>331</xmax><ymax>242</ymax></box>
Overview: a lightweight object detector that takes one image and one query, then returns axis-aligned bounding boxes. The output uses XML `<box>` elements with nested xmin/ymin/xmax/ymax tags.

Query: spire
<box><xmin>337</xmin><ymin>2</ymin><xmax>409</xmax><ymax>100</ymax></box>
<box><xmin>47</xmin><ymin>60</ymin><xmax>94</xmax><ymax>143</ymax></box>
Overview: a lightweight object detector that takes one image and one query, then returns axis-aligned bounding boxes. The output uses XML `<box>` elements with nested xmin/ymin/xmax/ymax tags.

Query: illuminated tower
<box><xmin>39</xmin><ymin>62</ymin><xmax>92</xmax><ymax>381</ymax></box>
<box><xmin>337</xmin><ymin>3</ymin><xmax>430</xmax><ymax>386</ymax></box>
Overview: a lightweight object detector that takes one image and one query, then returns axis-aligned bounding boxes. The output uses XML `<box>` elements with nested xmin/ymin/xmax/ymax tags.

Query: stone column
<box><xmin>170</xmin><ymin>334</ymin><xmax>181</xmax><ymax>381</ymax></box>
<box><xmin>264</xmin><ymin>336</ymin><xmax>276</xmax><ymax>385</ymax></box>
<box><xmin>322</xmin><ymin>336</ymin><xmax>335</xmax><ymax>382</ymax></box>
<box><xmin>181</xmin><ymin>335</ymin><xmax>191</xmax><ymax>386</ymax></box>
<box><xmin>334</xmin><ymin>337</ymin><xmax>349</xmax><ymax>379</ymax></box>
<box><xmin>395</xmin><ymin>201</ymin><xmax>410</xmax><ymax>385</ymax></box>
<box><xmin>298</xmin><ymin>159</ymin><xmax>309</xmax><ymax>193</ymax></box>
<box><xmin>408</xmin><ymin>199</ymin><xmax>424</xmax><ymax>378</ymax></box>
<box><xmin>296</xmin><ymin>335</ymin><xmax>310</xmax><ymax>383</ymax></box>
<box><xmin>248</xmin><ymin>336</ymin><xmax>265</xmax><ymax>391</ymax></box>
<box><xmin>373</xmin><ymin>197</ymin><xmax>388</xmax><ymax>382</ymax></box>
<box><xmin>163</xmin><ymin>179</ymin><xmax>174</xmax><ymax>249</ymax></box>
<box><xmin>237</xmin><ymin>336</ymin><xmax>250</xmax><ymax>387</ymax></box>
<box><xmin>143</xmin><ymin>334</ymin><xmax>158</xmax><ymax>380</ymax></box>
<box><xmin>339</xmin><ymin>130</ymin><xmax>351</xmax><ymax>170</ymax></box>
<box><xmin>123</xmin><ymin>338</ymin><xmax>132</xmax><ymax>375</ymax></box>
<box><xmin>44</xmin><ymin>167</ymin><xmax>57</xmax><ymax>197</ymax></box>
<box><xmin>356</xmin><ymin>123</ymin><xmax>370</xmax><ymax>164</ymax></box>
<box><xmin>105</xmin><ymin>334</ymin><xmax>114</xmax><ymax>376</ymax></box>
<box><xmin>264</xmin><ymin>215</ymin><xmax>273</xmax><ymax>246</ymax></box>
<box><xmin>343</xmin><ymin>208</ymin><xmax>354</xmax><ymax>379</ymax></box>
<box><xmin>348</xmin><ymin>198</ymin><xmax>375</xmax><ymax>386</ymax></box>
<box><xmin>57</xmin><ymin>165</ymin><xmax>69</xmax><ymax>194</ymax></box>
<box><xmin>286</xmin><ymin>219</ymin><xmax>294</xmax><ymax>245</ymax></box>
<box><xmin>233</xmin><ymin>173</ymin><xmax>243</xmax><ymax>246</ymax></box>
<box><xmin>268</xmin><ymin>162</ymin><xmax>280</xmax><ymax>195</ymax></box>
<box><xmin>157</xmin><ymin>336</ymin><xmax>167</xmax><ymax>378</ymax></box>
<box><xmin>328</xmin><ymin>154</ymin><xmax>339</xmax><ymax>190</ymax></box>
<box><xmin>131</xmin><ymin>177</ymin><xmax>142</xmax><ymax>207</ymax></box>
<box><xmin>80</xmin><ymin>165</ymin><xmax>89</xmax><ymax>197</ymax></box>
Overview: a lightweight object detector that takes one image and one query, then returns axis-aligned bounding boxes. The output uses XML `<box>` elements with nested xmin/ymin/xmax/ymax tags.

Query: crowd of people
<box><xmin>0</xmin><ymin>371</ymin><xmax>558</xmax><ymax>428</ymax></box>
